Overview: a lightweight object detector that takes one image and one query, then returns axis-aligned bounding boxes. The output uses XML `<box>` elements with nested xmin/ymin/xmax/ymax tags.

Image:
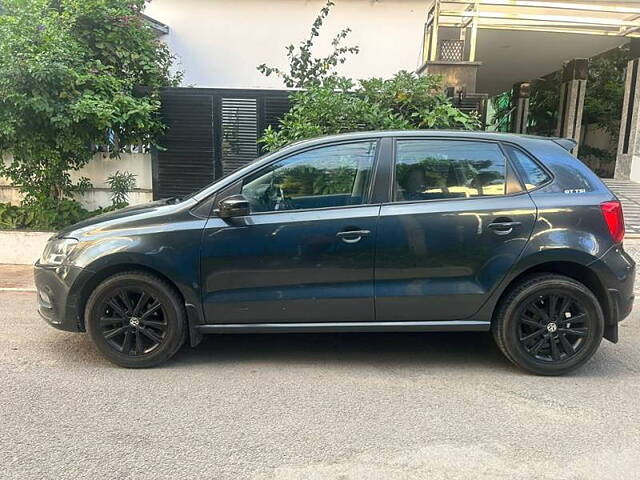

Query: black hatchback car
<box><xmin>35</xmin><ymin>131</ymin><xmax>635</xmax><ymax>374</ymax></box>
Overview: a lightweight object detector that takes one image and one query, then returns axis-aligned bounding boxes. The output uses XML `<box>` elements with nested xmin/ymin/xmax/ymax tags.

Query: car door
<box><xmin>200</xmin><ymin>139</ymin><xmax>381</xmax><ymax>324</ymax></box>
<box><xmin>374</xmin><ymin>137</ymin><xmax>537</xmax><ymax>321</ymax></box>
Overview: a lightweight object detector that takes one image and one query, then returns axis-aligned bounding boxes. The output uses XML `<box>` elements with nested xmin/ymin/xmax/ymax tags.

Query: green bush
<box><xmin>0</xmin><ymin>199</ymin><xmax>126</xmax><ymax>231</ymax></box>
<box><xmin>490</xmin><ymin>44</ymin><xmax>630</xmax><ymax>139</ymax></box>
<box><xmin>258</xmin><ymin>0</ymin><xmax>479</xmax><ymax>152</ymax></box>
<box><xmin>106</xmin><ymin>170</ymin><xmax>137</xmax><ymax>206</ymax></box>
<box><xmin>0</xmin><ymin>0</ymin><xmax>180</xmax><ymax>204</ymax></box>
<box><xmin>260</xmin><ymin>73</ymin><xmax>480</xmax><ymax>152</ymax></box>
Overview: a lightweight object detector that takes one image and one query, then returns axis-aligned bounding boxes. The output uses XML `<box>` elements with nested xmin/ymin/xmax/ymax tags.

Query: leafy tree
<box><xmin>257</xmin><ymin>0</ymin><xmax>359</xmax><ymax>88</ymax></box>
<box><xmin>527</xmin><ymin>71</ymin><xmax>561</xmax><ymax>137</ymax></box>
<box><xmin>583</xmin><ymin>45</ymin><xmax>629</xmax><ymax>138</ymax></box>
<box><xmin>257</xmin><ymin>1</ymin><xmax>479</xmax><ymax>152</ymax></box>
<box><xmin>490</xmin><ymin>44</ymin><xmax>630</xmax><ymax>141</ymax></box>
<box><xmin>0</xmin><ymin>0</ymin><xmax>181</xmax><ymax>205</ymax></box>
<box><xmin>489</xmin><ymin>72</ymin><xmax>559</xmax><ymax>136</ymax></box>
<box><xmin>260</xmin><ymin>73</ymin><xmax>480</xmax><ymax>152</ymax></box>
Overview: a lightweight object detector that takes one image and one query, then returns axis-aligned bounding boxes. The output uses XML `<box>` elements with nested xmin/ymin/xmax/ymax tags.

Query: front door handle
<box><xmin>336</xmin><ymin>230</ymin><xmax>371</xmax><ymax>244</ymax></box>
<box><xmin>488</xmin><ymin>220</ymin><xmax>522</xmax><ymax>235</ymax></box>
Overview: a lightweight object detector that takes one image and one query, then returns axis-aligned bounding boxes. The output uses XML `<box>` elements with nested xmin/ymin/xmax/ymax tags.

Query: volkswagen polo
<box><xmin>34</xmin><ymin>131</ymin><xmax>635</xmax><ymax>374</ymax></box>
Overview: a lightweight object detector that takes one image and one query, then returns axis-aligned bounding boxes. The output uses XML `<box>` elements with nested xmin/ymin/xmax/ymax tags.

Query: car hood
<box><xmin>55</xmin><ymin>198</ymin><xmax>188</xmax><ymax>239</ymax></box>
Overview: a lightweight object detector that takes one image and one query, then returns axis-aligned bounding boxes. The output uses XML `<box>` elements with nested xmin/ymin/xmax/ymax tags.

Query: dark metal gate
<box><xmin>152</xmin><ymin>88</ymin><xmax>292</xmax><ymax>199</ymax></box>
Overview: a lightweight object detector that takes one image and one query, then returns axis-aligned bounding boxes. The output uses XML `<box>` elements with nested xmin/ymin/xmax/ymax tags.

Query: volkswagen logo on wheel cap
<box><xmin>546</xmin><ymin>322</ymin><xmax>558</xmax><ymax>333</ymax></box>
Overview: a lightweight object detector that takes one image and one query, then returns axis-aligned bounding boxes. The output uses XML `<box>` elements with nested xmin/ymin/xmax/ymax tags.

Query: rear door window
<box><xmin>393</xmin><ymin>139</ymin><xmax>507</xmax><ymax>201</ymax></box>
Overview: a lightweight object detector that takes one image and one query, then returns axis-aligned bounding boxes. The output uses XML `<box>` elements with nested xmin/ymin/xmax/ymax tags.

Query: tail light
<box><xmin>600</xmin><ymin>200</ymin><xmax>625</xmax><ymax>243</ymax></box>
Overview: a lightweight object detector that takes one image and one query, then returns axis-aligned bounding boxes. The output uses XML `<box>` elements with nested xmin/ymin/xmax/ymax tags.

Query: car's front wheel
<box><xmin>493</xmin><ymin>273</ymin><xmax>604</xmax><ymax>376</ymax></box>
<box><xmin>85</xmin><ymin>272</ymin><xmax>187</xmax><ymax>368</ymax></box>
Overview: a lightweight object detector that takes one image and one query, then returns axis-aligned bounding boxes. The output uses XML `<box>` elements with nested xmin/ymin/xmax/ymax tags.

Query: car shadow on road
<box><xmin>42</xmin><ymin>323</ymin><xmax>629</xmax><ymax>376</ymax></box>
<box><xmin>168</xmin><ymin>331</ymin><xmax>518</xmax><ymax>373</ymax></box>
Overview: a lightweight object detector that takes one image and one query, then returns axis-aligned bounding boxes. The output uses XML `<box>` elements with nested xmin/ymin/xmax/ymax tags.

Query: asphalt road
<box><xmin>3</xmin><ymin>243</ymin><xmax>640</xmax><ymax>479</ymax></box>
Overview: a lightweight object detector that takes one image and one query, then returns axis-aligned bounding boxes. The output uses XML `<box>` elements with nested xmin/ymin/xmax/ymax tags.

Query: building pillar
<box><xmin>510</xmin><ymin>82</ymin><xmax>530</xmax><ymax>134</ymax></box>
<box><xmin>555</xmin><ymin>59</ymin><xmax>588</xmax><ymax>156</ymax></box>
<box><xmin>615</xmin><ymin>40</ymin><xmax>640</xmax><ymax>181</ymax></box>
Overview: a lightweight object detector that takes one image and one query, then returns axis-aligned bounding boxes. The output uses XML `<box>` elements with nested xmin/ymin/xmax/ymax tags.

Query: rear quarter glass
<box><xmin>519</xmin><ymin>138</ymin><xmax>618</xmax><ymax>256</ymax></box>
<box><xmin>517</xmin><ymin>139</ymin><xmax>608</xmax><ymax>195</ymax></box>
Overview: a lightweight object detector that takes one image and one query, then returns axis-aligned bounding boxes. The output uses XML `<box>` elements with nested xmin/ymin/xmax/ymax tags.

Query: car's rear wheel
<box><xmin>492</xmin><ymin>273</ymin><xmax>604</xmax><ymax>376</ymax></box>
<box><xmin>85</xmin><ymin>272</ymin><xmax>187</xmax><ymax>368</ymax></box>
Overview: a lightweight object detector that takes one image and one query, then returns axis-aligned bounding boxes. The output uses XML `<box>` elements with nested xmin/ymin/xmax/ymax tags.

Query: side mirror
<box><xmin>216</xmin><ymin>194</ymin><xmax>251</xmax><ymax>218</ymax></box>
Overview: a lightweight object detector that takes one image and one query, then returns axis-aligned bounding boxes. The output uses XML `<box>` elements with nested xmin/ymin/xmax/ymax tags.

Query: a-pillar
<box><xmin>510</xmin><ymin>82</ymin><xmax>530</xmax><ymax>134</ymax></box>
<box><xmin>555</xmin><ymin>59</ymin><xmax>588</xmax><ymax>156</ymax></box>
<box><xmin>615</xmin><ymin>40</ymin><xmax>640</xmax><ymax>180</ymax></box>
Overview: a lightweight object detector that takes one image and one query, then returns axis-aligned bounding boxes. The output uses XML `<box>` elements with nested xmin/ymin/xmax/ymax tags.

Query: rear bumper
<box><xmin>589</xmin><ymin>244</ymin><xmax>635</xmax><ymax>342</ymax></box>
<box><xmin>34</xmin><ymin>263</ymin><xmax>89</xmax><ymax>332</ymax></box>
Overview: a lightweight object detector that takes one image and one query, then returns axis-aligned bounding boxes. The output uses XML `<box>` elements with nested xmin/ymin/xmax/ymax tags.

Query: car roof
<box><xmin>281</xmin><ymin>130</ymin><xmax>574</xmax><ymax>152</ymax></box>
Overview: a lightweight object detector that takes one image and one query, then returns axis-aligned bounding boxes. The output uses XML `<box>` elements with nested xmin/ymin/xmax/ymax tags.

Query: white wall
<box><xmin>1</xmin><ymin>153</ymin><xmax>153</xmax><ymax>210</ymax></box>
<box><xmin>0</xmin><ymin>231</ymin><xmax>52</xmax><ymax>265</ymax></box>
<box><xmin>145</xmin><ymin>0</ymin><xmax>426</xmax><ymax>88</ymax></box>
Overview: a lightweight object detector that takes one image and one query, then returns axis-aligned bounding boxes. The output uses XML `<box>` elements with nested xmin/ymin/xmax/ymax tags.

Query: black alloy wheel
<box><xmin>493</xmin><ymin>273</ymin><xmax>604</xmax><ymax>376</ymax></box>
<box><xmin>516</xmin><ymin>293</ymin><xmax>590</xmax><ymax>363</ymax></box>
<box><xmin>85</xmin><ymin>272</ymin><xmax>186</xmax><ymax>368</ymax></box>
<box><xmin>99</xmin><ymin>288</ymin><xmax>168</xmax><ymax>356</ymax></box>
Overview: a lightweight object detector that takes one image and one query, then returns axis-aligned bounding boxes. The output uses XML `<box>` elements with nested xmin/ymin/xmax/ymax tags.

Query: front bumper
<box><xmin>34</xmin><ymin>262</ymin><xmax>89</xmax><ymax>332</ymax></box>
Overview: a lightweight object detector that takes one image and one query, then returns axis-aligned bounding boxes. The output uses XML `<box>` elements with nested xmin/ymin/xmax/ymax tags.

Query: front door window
<box><xmin>241</xmin><ymin>141</ymin><xmax>377</xmax><ymax>213</ymax></box>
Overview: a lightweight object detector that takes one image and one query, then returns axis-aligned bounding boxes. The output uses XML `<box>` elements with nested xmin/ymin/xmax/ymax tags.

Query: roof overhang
<box><xmin>436</xmin><ymin>1</ymin><xmax>640</xmax><ymax>38</ymax></box>
<box><xmin>419</xmin><ymin>1</ymin><xmax>640</xmax><ymax>95</ymax></box>
<box><xmin>141</xmin><ymin>13</ymin><xmax>169</xmax><ymax>36</ymax></box>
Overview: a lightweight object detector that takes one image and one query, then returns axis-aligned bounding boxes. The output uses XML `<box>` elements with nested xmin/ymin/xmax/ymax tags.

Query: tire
<box><xmin>85</xmin><ymin>271</ymin><xmax>187</xmax><ymax>368</ymax></box>
<box><xmin>492</xmin><ymin>273</ymin><xmax>604</xmax><ymax>376</ymax></box>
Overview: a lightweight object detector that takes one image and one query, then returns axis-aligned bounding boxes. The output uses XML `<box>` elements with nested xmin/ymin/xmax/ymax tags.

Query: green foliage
<box><xmin>0</xmin><ymin>0</ymin><xmax>180</xmax><ymax>206</ymax></box>
<box><xmin>260</xmin><ymin>73</ymin><xmax>480</xmax><ymax>152</ymax></box>
<box><xmin>490</xmin><ymin>45</ymin><xmax>629</xmax><ymax>140</ymax></box>
<box><xmin>0</xmin><ymin>198</ymin><xmax>88</xmax><ymax>230</ymax></box>
<box><xmin>257</xmin><ymin>0</ymin><xmax>359</xmax><ymax>88</ymax></box>
<box><xmin>489</xmin><ymin>73</ymin><xmax>560</xmax><ymax>136</ymax></box>
<box><xmin>583</xmin><ymin>45</ymin><xmax>629</xmax><ymax>137</ymax></box>
<box><xmin>527</xmin><ymin>72</ymin><xmax>562</xmax><ymax>137</ymax></box>
<box><xmin>106</xmin><ymin>170</ymin><xmax>137</xmax><ymax>206</ymax></box>
<box><xmin>258</xmin><ymin>1</ymin><xmax>478</xmax><ymax>152</ymax></box>
<box><xmin>489</xmin><ymin>90</ymin><xmax>512</xmax><ymax>132</ymax></box>
<box><xmin>0</xmin><ymin>198</ymin><xmax>129</xmax><ymax>231</ymax></box>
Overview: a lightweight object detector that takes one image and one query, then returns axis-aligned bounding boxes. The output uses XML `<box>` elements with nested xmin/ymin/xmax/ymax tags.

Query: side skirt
<box><xmin>195</xmin><ymin>320</ymin><xmax>490</xmax><ymax>334</ymax></box>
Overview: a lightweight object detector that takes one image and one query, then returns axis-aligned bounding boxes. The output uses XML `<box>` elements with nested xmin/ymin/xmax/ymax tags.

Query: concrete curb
<box><xmin>0</xmin><ymin>230</ymin><xmax>53</xmax><ymax>265</ymax></box>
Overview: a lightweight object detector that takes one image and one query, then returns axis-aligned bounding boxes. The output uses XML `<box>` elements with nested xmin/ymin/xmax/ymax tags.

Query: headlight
<box><xmin>39</xmin><ymin>238</ymin><xmax>78</xmax><ymax>266</ymax></box>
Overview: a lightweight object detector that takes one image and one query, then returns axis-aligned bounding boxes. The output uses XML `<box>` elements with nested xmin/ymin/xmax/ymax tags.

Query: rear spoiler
<box><xmin>551</xmin><ymin>138</ymin><xmax>578</xmax><ymax>152</ymax></box>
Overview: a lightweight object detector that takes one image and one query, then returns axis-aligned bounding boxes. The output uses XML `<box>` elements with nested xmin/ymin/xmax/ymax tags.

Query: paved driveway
<box><xmin>2</xmin><ymin>243</ymin><xmax>640</xmax><ymax>479</ymax></box>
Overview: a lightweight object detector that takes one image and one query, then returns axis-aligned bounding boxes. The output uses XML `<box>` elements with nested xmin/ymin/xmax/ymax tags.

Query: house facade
<box><xmin>144</xmin><ymin>0</ymin><xmax>430</xmax><ymax>89</ymax></box>
<box><xmin>3</xmin><ymin>0</ymin><xmax>639</xmax><ymax>207</ymax></box>
<box><xmin>144</xmin><ymin>0</ymin><xmax>640</xmax><ymax>187</ymax></box>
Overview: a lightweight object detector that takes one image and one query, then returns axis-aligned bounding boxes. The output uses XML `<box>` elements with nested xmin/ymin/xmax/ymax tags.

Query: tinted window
<box><xmin>241</xmin><ymin>141</ymin><xmax>376</xmax><ymax>213</ymax></box>
<box><xmin>394</xmin><ymin>140</ymin><xmax>506</xmax><ymax>201</ymax></box>
<box><xmin>505</xmin><ymin>145</ymin><xmax>551</xmax><ymax>190</ymax></box>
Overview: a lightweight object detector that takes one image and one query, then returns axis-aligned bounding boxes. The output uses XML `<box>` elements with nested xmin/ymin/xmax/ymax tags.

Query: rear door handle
<box><xmin>488</xmin><ymin>221</ymin><xmax>522</xmax><ymax>235</ymax></box>
<box><xmin>336</xmin><ymin>230</ymin><xmax>371</xmax><ymax>244</ymax></box>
